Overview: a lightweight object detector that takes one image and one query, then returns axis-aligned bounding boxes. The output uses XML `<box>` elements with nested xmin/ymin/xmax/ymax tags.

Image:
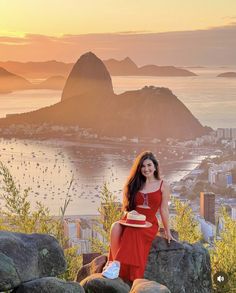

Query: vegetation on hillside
<box><xmin>0</xmin><ymin>161</ymin><xmax>81</xmax><ymax>281</ymax></box>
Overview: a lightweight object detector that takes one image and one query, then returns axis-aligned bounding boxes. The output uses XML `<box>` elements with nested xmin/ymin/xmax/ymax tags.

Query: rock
<box><xmin>0</xmin><ymin>231</ymin><xmax>66</xmax><ymax>291</ymax></box>
<box><xmin>77</xmin><ymin>236</ymin><xmax>211</xmax><ymax>293</ymax></box>
<box><xmin>76</xmin><ymin>255</ymin><xmax>107</xmax><ymax>282</ymax></box>
<box><xmin>130</xmin><ymin>278</ymin><xmax>171</xmax><ymax>293</ymax></box>
<box><xmin>82</xmin><ymin>252</ymin><xmax>101</xmax><ymax>265</ymax></box>
<box><xmin>13</xmin><ymin>277</ymin><xmax>84</xmax><ymax>293</ymax></box>
<box><xmin>80</xmin><ymin>273</ymin><xmax>130</xmax><ymax>293</ymax></box>
<box><xmin>61</xmin><ymin>51</ymin><xmax>114</xmax><ymax>101</ymax></box>
<box><xmin>144</xmin><ymin>236</ymin><xmax>212</xmax><ymax>293</ymax></box>
<box><xmin>0</xmin><ymin>252</ymin><xmax>21</xmax><ymax>290</ymax></box>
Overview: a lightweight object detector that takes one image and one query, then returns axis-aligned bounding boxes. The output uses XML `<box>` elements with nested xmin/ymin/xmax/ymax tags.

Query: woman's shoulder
<box><xmin>160</xmin><ymin>179</ymin><xmax>170</xmax><ymax>192</ymax></box>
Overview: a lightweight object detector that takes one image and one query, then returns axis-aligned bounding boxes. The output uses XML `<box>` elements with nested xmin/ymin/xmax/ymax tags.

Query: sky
<box><xmin>0</xmin><ymin>0</ymin><xmax>236</xmax><ymax>65</ymax></box>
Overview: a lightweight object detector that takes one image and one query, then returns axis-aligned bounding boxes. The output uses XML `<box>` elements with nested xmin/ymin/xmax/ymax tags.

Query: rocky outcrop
<box><xmin>76</xmin><ymin>236</ymin><xmax>212</xmax><ymax>293</ymax></box>
<box><xmin>130</xmin><ymin>279</ymin><xmax>171</xmax><ymax>293</ymax></box>
<box><xmin>80</xmin><ymin>273</ymin><xmax>130</xmax><ymax>293</ymax></box>
<box><xmin>76</xmin><ymin>254</ymin><xmax>107</xmax><ymax>282</ymax></box>
<box><xmin>61</xmin><ymin>51</ymin><xmax>114</xmax><ymax>101</ymax></box>
<box><xmin>12</xmin><ymin>277</ymin><xmax>84</xmax><ymax>293</ymax></box>
<box><xmin>0</xmin><ymin>231</ymin><xmax>84</xmax><ymax>292</ymax></box>
<box><xmin>144</xmin><ymin>236</ymin><xmax>212</xmax><ymax>293</ymax></box>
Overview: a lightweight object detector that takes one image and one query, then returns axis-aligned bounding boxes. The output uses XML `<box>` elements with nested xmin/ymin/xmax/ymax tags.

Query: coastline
<box><xmin>0</xmin><ymin>136</ymin><xmax>213</xmax><ymax>216</ymax></box>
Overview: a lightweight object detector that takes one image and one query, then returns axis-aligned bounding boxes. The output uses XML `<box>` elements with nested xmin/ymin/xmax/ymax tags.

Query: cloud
<box><xmin>0</xmin><ymin>36</ymin><xmax>30</xmax><ymax>45</ymax></box>
<box><xmin>0</xmin><ymin>25</ymin><xmax>236</xmax><ymax>66</ymax></box>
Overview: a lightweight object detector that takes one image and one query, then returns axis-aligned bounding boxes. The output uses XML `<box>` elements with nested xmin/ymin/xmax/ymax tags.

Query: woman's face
<box><xmin>141</xmin><ymin>158</ymin><xmax>156</xmax><ymax>179</ymax></box>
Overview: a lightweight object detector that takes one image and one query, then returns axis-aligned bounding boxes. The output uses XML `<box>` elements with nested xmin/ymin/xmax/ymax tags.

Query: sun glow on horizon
<box><xmin>1</xmin><ymin>0</ymin><xmax>236</xmax><ymax>37</ymax></box>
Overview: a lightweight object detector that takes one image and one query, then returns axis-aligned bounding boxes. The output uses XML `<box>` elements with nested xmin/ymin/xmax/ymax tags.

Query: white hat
<box><xmin>118</xmin><ymin>210</ymin><xmax>152</xmax><ymax>228</ymax></box>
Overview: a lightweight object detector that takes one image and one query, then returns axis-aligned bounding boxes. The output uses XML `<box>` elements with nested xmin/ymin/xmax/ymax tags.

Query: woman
<box><xmin>102</xmin><ymin>151</ymin><xmax>174</xmax><ymax>281</ymax></box>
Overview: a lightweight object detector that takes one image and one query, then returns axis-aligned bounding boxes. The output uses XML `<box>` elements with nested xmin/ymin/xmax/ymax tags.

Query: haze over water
<box><xmin>0</xmin><ymin>68</ymin><xmax>236</xmax><ymax>129</ymax></box>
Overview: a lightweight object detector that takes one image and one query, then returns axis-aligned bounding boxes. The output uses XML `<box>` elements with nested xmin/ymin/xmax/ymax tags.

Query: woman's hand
<box><xmin>165</xmin><ymin>230</ymin><xmax>176</xmax><ymax>244</ymax></box>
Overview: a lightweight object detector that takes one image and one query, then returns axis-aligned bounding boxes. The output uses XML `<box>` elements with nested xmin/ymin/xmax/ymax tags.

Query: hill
<box><xmin>217</xmin><ymin>72</ymin><xmax>236</xmax><ymax>78</ymax></box>
<box><xmin>0</xmin><ymin>52</ymin><xmax>209</xmax><ymax>140</ymax></box>
<box><xmin>0</xmin><ymin>67</ymin><xmax>32</xmax><ymax>93</ymax></box>
<box><xmin>0</xmin><ymin>58</ymin><xmax>196</xmax><ymax>79</ymax></box>
<box><xmin>104</xmin><ymin>58</ymin><xmax>196</xmax><ymax>76</ymax></box>
<box><xmin>36</xmin><ymin>76</ymin><xmax>66</xmax><ymax>90</ymax></box>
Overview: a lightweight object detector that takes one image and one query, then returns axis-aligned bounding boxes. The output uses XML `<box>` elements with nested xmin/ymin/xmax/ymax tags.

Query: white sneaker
<box><xmin>102</xmin><ymin>260</ymin><xmax>120</xmax><ymax>279</ymax></box>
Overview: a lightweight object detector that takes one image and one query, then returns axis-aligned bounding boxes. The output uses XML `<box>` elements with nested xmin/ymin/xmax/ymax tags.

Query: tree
<box><xmin>210</xmin><ymin>207</ymin><xmax>236</xmax><ymax>292</ymax></box>
<box><xmin>90</xmin><ymin>183</ymin><xmax>123</xmax><ymax>253</ymax></box>
<box><xmin>0</xmin><ymin>161</ymin><xmax>81</xmax><ymax>281</ymax></box>
<box><xmin>171</xmin><ymin>199</ymin><xmax>202</xmax><ymax>243</ymax></box>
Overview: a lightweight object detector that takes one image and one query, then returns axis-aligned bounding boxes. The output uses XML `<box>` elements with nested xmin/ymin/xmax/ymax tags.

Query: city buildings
<box><xmin>63</xmin><ymin>216</ymin><xmax>104</xmax><ymax>254</ymax></box>
<box><xmin>200</xmin><ymin>192</ymin><xmax>216</xmax><ymax>224</ymax></box>
<box><xmin>208</xmin><ymin>161</ymin><xmax>236</xmax><ymax>188</ymax></box>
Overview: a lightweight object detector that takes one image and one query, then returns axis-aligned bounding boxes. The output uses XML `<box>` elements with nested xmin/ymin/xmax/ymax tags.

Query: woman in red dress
<box><xmin>102</xmin><ymin>151</ymin><xmax>174</xmax><ymax>281</ymax></box>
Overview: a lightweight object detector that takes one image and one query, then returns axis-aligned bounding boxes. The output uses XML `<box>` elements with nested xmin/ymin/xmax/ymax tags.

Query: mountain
<box><xmin>0</xmin><ymin>61</ymin><xmax>73</xmax><ymax>79</ymax></box>
<box><xmin>138</xmin><ymin>65</ymin><xmax>196</xmax><ymax>76</ymax></box>
<box><xmin>0</xmin><ymin>52</ymin><xmax>209</xmax><ymax>140</ymax></box>
<box><xmin>61</xmin><ymin>52</ymin><xmax>114</xmax><ymax>101</ymax></box>
<box><xmin>104</xmin><ymin>57</ymin><xmax>138</xmax><ymax>75</ymax></box>
<box><xmin>104</xmin><ymin>58</ymin><xmax>196</xmax><ymax>76</ymax></box>
<box><xmin>0</xmin><ymin>58</ymin><xmax>196</xmax><ymax>79</ymax></box>
<box><xmin>217</xmin><ymin>72</ymin><xmax>236</xmax><ymax>78</ymax></box>
<box><xmin>0</xmin><ymin>67</ymin><xmax>32</xmax><ymax>93</ymax></box>
<box><xmin>37</xmin><ymin>75</ymin><xmax>66</xmax><ymax>90</ymax></box>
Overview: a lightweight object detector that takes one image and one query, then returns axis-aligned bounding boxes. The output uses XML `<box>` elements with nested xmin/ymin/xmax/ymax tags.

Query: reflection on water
<box><xmin>0</xmin><ymin>138</ymin><xmax>205</xmax><ymax>215</ymax></box>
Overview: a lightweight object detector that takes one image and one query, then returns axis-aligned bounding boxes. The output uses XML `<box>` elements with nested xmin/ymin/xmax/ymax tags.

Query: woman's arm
<box><xmin>160</xmin><ymin>180</ymin><xmax>174</xmax><ymax>243</ymax></box>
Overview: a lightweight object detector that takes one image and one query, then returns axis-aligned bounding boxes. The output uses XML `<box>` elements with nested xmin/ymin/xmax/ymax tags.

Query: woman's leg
<box><xmin>109</xmin><ymin>221</ymin><xmax>124</xmax><ymax>260</ymax></box>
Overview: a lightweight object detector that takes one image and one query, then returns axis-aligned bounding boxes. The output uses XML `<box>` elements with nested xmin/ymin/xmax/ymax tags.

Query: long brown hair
<box><xmin>122</xmin><ymin>151</ymin><xmax>160</xmax><ymax>211</ymax></box>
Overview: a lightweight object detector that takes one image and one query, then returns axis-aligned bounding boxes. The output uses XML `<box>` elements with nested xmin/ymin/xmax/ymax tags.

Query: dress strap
<box><xmin>159</xmin><ymin>179</ymin><xmax>164</xmax><ymax>190</ymax></box>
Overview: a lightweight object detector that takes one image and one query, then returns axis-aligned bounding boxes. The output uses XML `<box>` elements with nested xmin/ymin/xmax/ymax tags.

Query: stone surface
<box><xmin>13</xmin><ymin>277</ymin><xmax>84</xmax><ymax>293</ymax></box>
<box><xmin>144</xmin><ymin>236</ymin><xmax>212</xmax><ymax>293</ymax></box>
<box><xmin>80</xmin><ymin>273</ymin><xmax>130</xmax><ymax>293</ymax></box>
<box><xmin>76</xmin><ymin>255</ymin><xmax>107</xmax><ymax>282</ymax></box>
<box><xmin>130</xmin><ymin>278</ymin><xmax>171</xmax><ymax>293</ymax></box>
<box><xmin>82</xmin><ymin>252</ymin><xmax>101</xmax><ymax>265</ymax></box>
<box><xmin>77</xmin><ymin>236</ymin><xmax>212</xmax><ymax>293</ymax></box>
<box><xmin>0</xmin><ymin>231</ymin><xmax>66</xmax><ymax>291</ymax></box>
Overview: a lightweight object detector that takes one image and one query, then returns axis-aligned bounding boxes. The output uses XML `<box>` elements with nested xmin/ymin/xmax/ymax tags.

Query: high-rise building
<box><xmin>200</xmin><ymin>192</ymin><xmax>215</xmax><ymax>224</ymax></box>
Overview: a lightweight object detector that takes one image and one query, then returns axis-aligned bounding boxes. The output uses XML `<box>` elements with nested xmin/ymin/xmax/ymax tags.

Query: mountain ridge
<box><xmin>0</xmin><ymin>52</ymin><xmax>209</xmax><ymax>140</ymax></box>
<box><xmin>0</xmin><ymin>57</ymin><xmax>196</xmax><ymax>79</ymax></box>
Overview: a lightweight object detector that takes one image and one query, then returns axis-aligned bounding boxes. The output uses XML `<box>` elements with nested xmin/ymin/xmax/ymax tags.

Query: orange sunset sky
<box><xmin>1</xmin><ymin>0</ymin><xmax>236</xmax><ymax>66</ymax></box>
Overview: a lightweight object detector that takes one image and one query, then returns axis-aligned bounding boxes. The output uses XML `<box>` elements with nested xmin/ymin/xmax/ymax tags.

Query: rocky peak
<box><xmin>61</xmin><ymin>52</ymin><xmax>114</xmax><ymax>101</ymax></box>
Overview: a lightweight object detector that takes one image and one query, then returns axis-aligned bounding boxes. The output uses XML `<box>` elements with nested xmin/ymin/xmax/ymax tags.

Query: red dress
<box><xmin>109</xmin><ymin>180</ymin><xmax>163</xmax><ymax>281</ymax></box>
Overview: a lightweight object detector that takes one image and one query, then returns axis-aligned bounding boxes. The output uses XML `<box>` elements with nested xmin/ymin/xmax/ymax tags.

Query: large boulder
<box><xmin>144</xmin><ymin>236</ymin><xmax>212</xmax><ymax>293</ymax></box>
<box><xmin>76</xmin><ymin>236</ymin><xmax>212</xmax><ymax>293</ymax></box>
<box><xmin>76</xmin><ymin>254</ymin><xmax>107</xmax><ymax>282</ymax></box>
<box><xmin>80</xmin><ymin>273</ymin><xmax>130</xmax><ymax>293</ymax></box>
<box><xmin>130</xmin><ymin>278</ymin><xmax>171</xmax><ymax>293</ymax></box>
<box><xmin>12</xmin><ymin>277</ymin><xmax>84</xmax><ymax>293</ymax></box>
<box><xmin>0</xmin><ymin>231</ymin><xmax>66</xmax><ymax>291</ymax></box>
